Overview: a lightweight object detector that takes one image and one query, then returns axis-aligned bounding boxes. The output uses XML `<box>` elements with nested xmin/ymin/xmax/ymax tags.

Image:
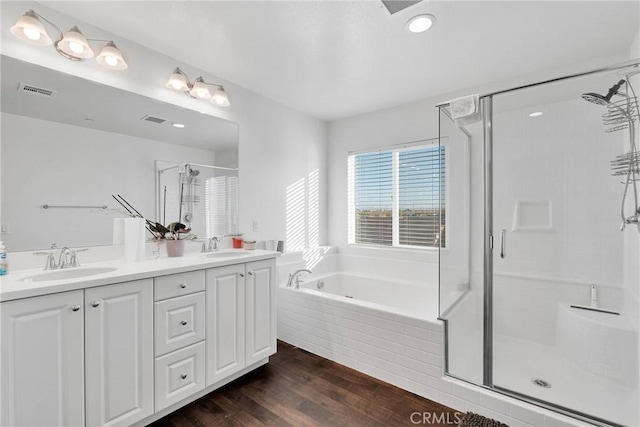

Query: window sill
<box><xmin>347</xmin><ymin>244</ymin><xmax>446</xmax><ymax>254</ymax></box>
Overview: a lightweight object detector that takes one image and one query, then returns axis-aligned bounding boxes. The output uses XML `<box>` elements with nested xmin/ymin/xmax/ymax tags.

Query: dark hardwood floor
<box><xmin>151</xmin><ymin>341</ymin><xmax>461</xmax><ymax>427</ymax></box>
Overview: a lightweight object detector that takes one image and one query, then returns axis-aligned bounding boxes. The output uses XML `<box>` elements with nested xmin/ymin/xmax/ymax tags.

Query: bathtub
<box><xmin>295</xmin><ymin>272</ymin><xmax>439</xmax><ymax>320</ymax></box>
<box><xmin>277</xmin><ymin>257</ymin><xmax>447</xmax><ymax>402</ymax></box>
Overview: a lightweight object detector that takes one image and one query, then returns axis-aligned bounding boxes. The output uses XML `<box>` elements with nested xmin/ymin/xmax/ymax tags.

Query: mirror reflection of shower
<box><xmin>156</xmin><ymin>161</ymin><xmax>239</xmax><ymax>239</ymax></box>
<box><xmin>582</xmin><ymin>70</ymin><xmax>640</xmax><ymax>231</ymax></box>
<box><xmin>181</xmin><ymin>164</ymin><xmax>201</xmax><ymax>224</ymax></box>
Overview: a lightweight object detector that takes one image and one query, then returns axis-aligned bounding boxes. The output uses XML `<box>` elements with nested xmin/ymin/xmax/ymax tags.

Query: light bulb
<box><xmin>189</xmin><ymin>78</ymin><xmax>211</xmax><ymax>98</ymax></box>
<box><xmin>10</xmin><ymin>10</ymin><xmax>52</xmax><ymax>46</ymax></box>
<box><xmin>69</xmin><ymin>41</ymin><xmax>84</xmax><ymax>54</ymax></box>
<box><xmin>23</xmin><ymin>27</ymin><xmax>41</xmax><ymax>41</ymax></box>
<box><xmin>104</xmin><ymin>55</ymin><xmax>118</xmax><ymax>67</ymax></box>
<box><xmin>166</xmin><ymin>68</ymin><xmax>189</xmax><ymax>91</ymax></box>
<box><xmin>211</xmin><ymin>87</ymin><xmax>230</xmax><ymax>107</ymax></box>
<box><xmin>96</xmin><ymin>41</ymin><xmax>128</xmax><ymax>70</ymax></box>
<box><xmin>406</xmin><ymin>14</ymin><xmax>436</xmax><ymax>33</ymax></box>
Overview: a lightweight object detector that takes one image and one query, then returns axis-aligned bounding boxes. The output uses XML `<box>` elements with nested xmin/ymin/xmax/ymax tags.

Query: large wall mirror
<box><xmin>1</xmin><ymin>55</ymin><xmax>239</xmax><ymax>252</ymax></box>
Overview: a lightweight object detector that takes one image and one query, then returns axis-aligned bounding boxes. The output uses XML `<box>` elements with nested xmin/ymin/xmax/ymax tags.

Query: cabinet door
<box><xmin>85</xmin><ymin>279</ymin><xmax>154</xmax><ymax>426</ymax></box>
<box><xmin>206</xmin><ymin>264</ymin><xmax>245</xmax><ymax>385</ymax></box>
<box><xmin>1</xmin><ymin>290</ymin><xmax>84</xmax><ymax>427</ymax></box>
<box><xmin>245</xmin><ymin>259</ymin><xmax>277</xmax><ymax>364</ymax></box>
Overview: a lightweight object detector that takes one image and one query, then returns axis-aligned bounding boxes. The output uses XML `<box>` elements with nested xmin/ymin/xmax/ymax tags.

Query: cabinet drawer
<box><xmin>154</xmin><ymin>341</ymin><xmax>205</xmax><ymax>412</ymax></box>
<box><xmin>155</xmin><ymin>292</ymin><xmax>205</xmax><ymax>356</ymax></box>
<box><xmin>154</xmin><ymin>270</ymin><xmax>205</xmax><ymax>301</ymax></box>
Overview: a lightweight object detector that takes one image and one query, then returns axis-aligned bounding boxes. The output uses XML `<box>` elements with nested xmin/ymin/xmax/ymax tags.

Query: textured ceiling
<box><xmin>45</xmin><ymin>1</ymin><xmax>639</xmax><ymax>121</ymax></box>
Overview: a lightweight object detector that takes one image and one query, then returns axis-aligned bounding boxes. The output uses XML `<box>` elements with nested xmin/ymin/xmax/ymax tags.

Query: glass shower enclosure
<box><xmin>439</xmin><ymin>61</ymin><xmax>640</xmax><ymax>427</ymax></box>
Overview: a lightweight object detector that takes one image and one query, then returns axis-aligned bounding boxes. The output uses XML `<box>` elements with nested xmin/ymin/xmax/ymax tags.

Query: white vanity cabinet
<box><xmin>245</xmin><ymin>259</ymin><xmax>277</xmax><ymax>364</ymax></box>
<box><xmin>153</xmin><ymin>271</ymin><xmax>207</xmax><ymax>411</ymax></box>
<box><xmin>0</xmin><ymin>279</ymin><xmax>154</xmax><ymax>427</ymax></box>
<box><xmin>85</xmin><ymin>279</ymin><xmax>154</xmax><ymax>426</ymax></box>
<box><xmin>1</xmin><ymin>253</ymin><xmax>277</xmax><ymax>427</ymax></box>
<box><xmin>205</xmin><ymin>259</ymin><xmax>277</xmax><ymax>385</ymax></box>
<box><xmin>1</xmin><ymin>290</ymin><xmax>85</xmax><ymax>427</ymax></box>
<box><xmin>206</xmin><ymin>264</ymin><xmax>246</xmax><ymax>385</ymax></box>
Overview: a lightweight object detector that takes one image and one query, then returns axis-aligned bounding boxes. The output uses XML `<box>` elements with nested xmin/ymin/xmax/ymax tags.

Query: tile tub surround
<box><xmin>277</xmin><ymin>252</ymin><xmax>606</xmax><ymax>427</ymax></box>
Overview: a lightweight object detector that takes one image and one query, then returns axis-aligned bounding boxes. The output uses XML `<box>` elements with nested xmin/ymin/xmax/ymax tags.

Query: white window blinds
<box><xmin>348</xmin><ymin>143</ymin><xmax>445</xmax><ymax>249</ymax></box>
<box><xmin>205</xmin><ymin>175</ymin><xmax>239</xmax><ymax>238</ymax></box>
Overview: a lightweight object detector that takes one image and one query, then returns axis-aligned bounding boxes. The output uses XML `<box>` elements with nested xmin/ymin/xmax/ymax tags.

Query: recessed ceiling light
<box><xmin>529</xmin><ymin>112</ymin><xmax>543</xmax><ymax>117</ymax></box>
<box><xmin>172</xmin><ymin>123</ymin><xmax>185</xmax><ymax>128</ymax></box>
<box><xmin>406</xmin><ymin>14</ymin><xmax>436</xmax><ymax>33</ymax></box>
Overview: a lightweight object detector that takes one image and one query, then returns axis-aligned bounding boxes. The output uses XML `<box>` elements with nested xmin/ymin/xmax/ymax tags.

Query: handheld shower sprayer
<box><xmin>583</xmin><ymin>74</ymin><xmax>640</xmax><ymax>232</ymax></box>
<box><xmin>581</xmin><ymin>79</ymin><xmax>626</xmax><ymax>106</ymax></box>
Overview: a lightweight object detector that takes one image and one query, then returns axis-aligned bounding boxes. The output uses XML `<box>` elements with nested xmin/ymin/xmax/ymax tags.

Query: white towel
<box><xmin>449</xmin><ymin>94</ymin><xmax>482</xmax><ymax>127</ymax></box>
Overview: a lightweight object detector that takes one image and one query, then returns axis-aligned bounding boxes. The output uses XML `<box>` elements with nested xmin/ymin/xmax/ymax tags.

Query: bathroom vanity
<box><xmin>0</xmin><ymin>250</ymin><xmax>277</xmax><ymax>426</ymax></box>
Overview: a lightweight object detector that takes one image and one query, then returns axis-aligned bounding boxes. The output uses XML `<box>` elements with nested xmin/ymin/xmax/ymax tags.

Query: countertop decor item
<box><xmin>111</xmin><ymin>194</ymin><xmax>195</xmax><ymax>245</ymax></box>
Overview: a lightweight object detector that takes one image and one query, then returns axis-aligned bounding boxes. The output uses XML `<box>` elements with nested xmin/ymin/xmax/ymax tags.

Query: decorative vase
<box><xmin>166</xmin><ymin>239</ymin><xmax>185</xmax><ymax>257</ymax></box>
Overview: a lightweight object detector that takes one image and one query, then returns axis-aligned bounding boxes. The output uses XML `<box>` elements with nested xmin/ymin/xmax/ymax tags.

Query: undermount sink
<box><xmin>21</xmin><ymin>267</ymin><xmax>119</xmax><ymax>282</ymax></box>
<box><xmin>202</xmin><ymin>251</ymin><xmax>252</xmax><ymax>259</ymax></box>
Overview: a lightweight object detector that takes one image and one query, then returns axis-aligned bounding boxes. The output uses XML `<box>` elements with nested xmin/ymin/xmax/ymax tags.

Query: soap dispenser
<box><xmin>0</xmin><ymin>241</ymin><xmax>7</xmax><ymax>276</ymax></box>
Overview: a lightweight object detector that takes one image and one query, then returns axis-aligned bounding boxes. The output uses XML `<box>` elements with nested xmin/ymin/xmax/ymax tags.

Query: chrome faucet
<box><xmin>287</xmin><ymin>269</ymin><xmax>312</xmax><ymax>289</ymax></box>
<box><xmin>58</xmin><ymin>247</ymin><xmax>73</xmax><ymax>268</ymax></box>
<box><xmin>201</xmin><ymin>237</ymin><xmax>219</xmax><ymax>253</ymax></box>
<box><xmin>34</xmin><ymin>246</ymin><xmax>87</xmax><ymax>270</ymax></box>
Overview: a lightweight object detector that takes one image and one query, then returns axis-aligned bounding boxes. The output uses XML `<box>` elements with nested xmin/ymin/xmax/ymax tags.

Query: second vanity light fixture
<box><xmin>10</xmin><ymin>9</ymin><xmax>128</xmax><ymax>70</ymax></box>
<box><xmin>166</xmin><ymin>67</ymin><xmax>230</xmax><ymax>107</ymax></box>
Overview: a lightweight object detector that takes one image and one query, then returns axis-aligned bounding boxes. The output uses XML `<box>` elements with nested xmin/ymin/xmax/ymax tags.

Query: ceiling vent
<box><xmin>141</xmin><ymin>115</ymin><xmax>167</xmax><ymax>124</ymax></box>
<box><xmin>381</xmin><ymin>0</ymin><xmax>422</xmax><ymax>15</ymax></box>
<box><xmin>17</xmin><ymin>83</ymin><xmax>57</xmax><ymax>98</ymax></box>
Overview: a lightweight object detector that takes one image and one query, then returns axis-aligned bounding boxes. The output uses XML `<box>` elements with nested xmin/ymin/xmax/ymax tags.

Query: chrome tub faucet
<box><xmin>287</xmin><ymin>269</ymin><xmax>312</xmax><ymax>289</ymax></box>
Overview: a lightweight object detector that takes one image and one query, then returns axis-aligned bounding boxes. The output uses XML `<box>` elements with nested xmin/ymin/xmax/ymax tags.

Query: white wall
<box><xmin>1</xmin><ymin>112</ymin><xmax>216</xmax><ymax>251</ymax></box>
<box><xmin>0</xmin><ymin>1</ymin><xmax>328</xmax><ymax>252</ymax></box>
<box><xmin>493</xmin><ymin>97</ymin><xmax>624</xmax><ymax>287</ymax></box>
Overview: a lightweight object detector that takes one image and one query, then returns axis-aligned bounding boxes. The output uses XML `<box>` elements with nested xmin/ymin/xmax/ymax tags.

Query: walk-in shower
<box><xmin>439</xmin><ymin>60</ymin><xmax>640</xmax><ymax>427</ymax></box>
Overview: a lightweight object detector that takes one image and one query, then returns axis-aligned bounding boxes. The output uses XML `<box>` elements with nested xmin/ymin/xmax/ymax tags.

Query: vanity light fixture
<box><xmin>529</xmin><ymin>111</ymin><xmax>544</xmax><ymax>117</ymax></box>
<box><xmin>10</xmin><ymin>9</ymin><xmax>128</xmax><ymax>70</ymax></box>
<box><xmin>166</xmin><ymin>67</ymin><xmax>230</xmax><ymax>107</ymax></box>
<box><xmin>406</xmin><ymin>14</ymin><xmax>436</xmax><ymax>33</ymax></box>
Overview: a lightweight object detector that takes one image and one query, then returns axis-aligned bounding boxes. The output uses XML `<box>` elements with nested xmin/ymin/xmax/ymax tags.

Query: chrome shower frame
<box><xmin>437</xmin><ymin>57</ymin><xmax>640</xmax><ymax>427</ymax></box>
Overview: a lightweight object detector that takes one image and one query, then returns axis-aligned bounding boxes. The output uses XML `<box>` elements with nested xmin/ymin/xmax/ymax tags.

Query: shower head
<box><xmin>190</xmin><ymin>169</ymin><xmax>200</xmax><ymax>177</ymax></box>
<box><xmin>582</xmin><ymin>79</ymin><xmax>626</xmax><ymax>106</ymax></box>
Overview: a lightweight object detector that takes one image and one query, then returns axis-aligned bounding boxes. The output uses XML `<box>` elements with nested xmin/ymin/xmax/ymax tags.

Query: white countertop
<box><xmin>0</xmin><ymin>249</ymin><xmax>278</xmax><ymax>302</ymax></box>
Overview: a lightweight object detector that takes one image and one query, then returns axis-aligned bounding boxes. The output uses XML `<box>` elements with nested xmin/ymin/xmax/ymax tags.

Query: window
<box><xmin>205</xmin><ymin>174</ymin><xmax>239</xmax><ymax>238</ymax></box>
<box><xmin>347</xmin><ymin>142</ymin><xmax>446</xmax><ymax>249</ymax></box>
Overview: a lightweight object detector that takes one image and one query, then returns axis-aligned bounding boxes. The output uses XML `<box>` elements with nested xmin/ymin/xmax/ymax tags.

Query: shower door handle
<box><xmin>500</xmin><ymin>229</ymin><xmax>506</xmax><ymax>259</ymax></box>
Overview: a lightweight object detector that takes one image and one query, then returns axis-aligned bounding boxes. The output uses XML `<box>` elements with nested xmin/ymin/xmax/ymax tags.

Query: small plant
<box><xmin>112</xmin><ymin>194</ymin><xmax>195</xmax><ymax>241</ymax></box>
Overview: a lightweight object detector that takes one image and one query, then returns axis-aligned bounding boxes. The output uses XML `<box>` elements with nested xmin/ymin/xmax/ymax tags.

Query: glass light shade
<box><xmin>96</xmin><ymin>41</ymin><xmax>128</xmax><ymax>70</ymax></box>
<box><xmin>56</xmin><ymin>26</ymin><xmax>94</xmax><ymax>59</ymax></box>
<box><xmin>166</xmin><ymin>68</ymin><xmax>189</xmax><ymax>91</ymax></box>
<box><xmin>189</xmin><ymin>77</ymin><xmax>211</xmax><ymax>99</ymax></box>
<box><xmin>10</xmin><ymin>10</ymin><xmax>52</xmax><ymax>46</ymax></box>
<box><xmin>406</xmin><ymin>14</ymin><xmax>436</xmax><ymax>33</ymax></box>
<box><xmin>211</xmin><ymin>87</ymin><xmax>230</xmax><ymax>107</ymax></box>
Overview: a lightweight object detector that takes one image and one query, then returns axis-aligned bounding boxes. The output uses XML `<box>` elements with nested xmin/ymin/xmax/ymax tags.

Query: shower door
<box><xmin>491</xmin><ymin>70</ymin><xmax>638</xmax><ymax>426</ymax></box>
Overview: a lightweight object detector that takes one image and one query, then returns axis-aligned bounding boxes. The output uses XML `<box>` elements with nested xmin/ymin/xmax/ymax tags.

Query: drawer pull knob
<box><xmin>239</xmin><ymin>273</ymin><xmax>244</xmax><ymax>278</ymax></box>
<box><xmin>181</xmin><ymin>374</ymin><xmax>188</xmax><ymax>380</ymax></box>
<box><xmin>180</xmin><ymin>283</ymin><xmax>187</xmax><ymax>289</ymax></box>
<box><xmin>181</xmin><ymin>320</ymin><xmax>188</xmax><ymax>326</ymax></box>
<box><xmin>71</xmin><ymin>305</ymin><xmax>81</xmax><ymax>312</ymax></box>
<box><xmin>248</xmin><ymin>271</ymin><xmax>254</xmax><ymax>276</ymax></box>
<box><xmin>91</xmin><ymin>301</ymin><xmax>100</xmax><ymax>308</ymax></box>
